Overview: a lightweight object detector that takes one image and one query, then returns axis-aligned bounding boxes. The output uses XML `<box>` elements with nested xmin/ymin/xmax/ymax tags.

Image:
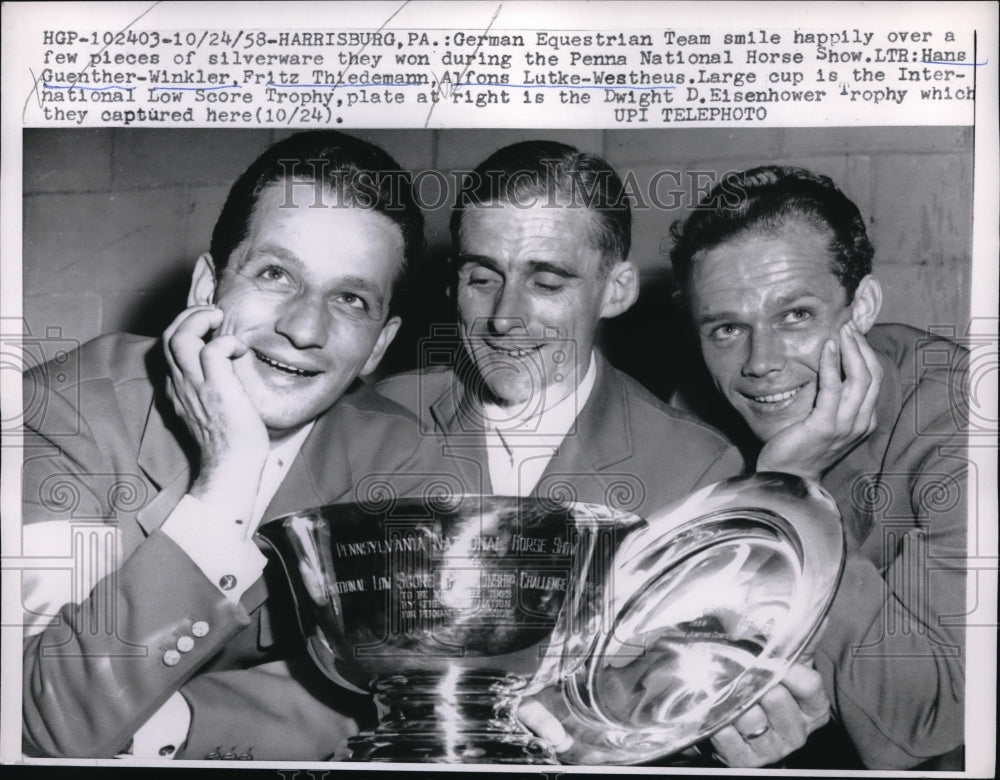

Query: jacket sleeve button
<box><xmin>176</xmin><ymin>635</ymin><xmax>195</xmax><ymax>653</ymax></box>
<box><xmin>163</xmin><ymin>649</ymin><xmax>181</xmax><ymax>667</ymax></box>
<box><xmin>191</xmin><ymin>620</ymin><xmax>210</xmax><ymax>637</ymax></box>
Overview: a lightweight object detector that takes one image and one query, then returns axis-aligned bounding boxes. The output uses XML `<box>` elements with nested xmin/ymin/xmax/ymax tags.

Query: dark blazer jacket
<box><xmin>22</xmin><ymin>333</ymin><xmax>436</xmax><ymax>759</ymax></box>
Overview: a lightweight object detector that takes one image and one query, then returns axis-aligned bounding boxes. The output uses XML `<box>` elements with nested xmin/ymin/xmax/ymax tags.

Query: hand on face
<box><xmin>166</xmin><ymin>185</ymin><xmax>404</xmax><ymax>516</ymax></box>
<box><xmin>757</xmin><ymin>320</ymin><xmax>882</xmax><ymax>479</ymax></box>
<box><xmin>709</xmin><ymin>661</ymin><xmax>830</xmax><ymax>767</ymax></box>
<box><xmin>163</xmin><ymin>304</ymin><xmax>269</xmax><ymax>516</ymax></box>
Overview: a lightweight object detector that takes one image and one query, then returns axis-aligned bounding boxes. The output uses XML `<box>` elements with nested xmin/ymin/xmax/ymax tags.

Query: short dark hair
<box><xmin>210</xmin><ymin>130</ymin><xmax>425</xmax><ymax>318</ymax></box>
<box><xmin>670</xmin><ymin>165</ymin><xmax>874</xmax><ymax>301</ymax></box>
<box><xmin>450</xmin><ymin>140</ymin><xmax>631</xmax><ymax>273</ymax></box>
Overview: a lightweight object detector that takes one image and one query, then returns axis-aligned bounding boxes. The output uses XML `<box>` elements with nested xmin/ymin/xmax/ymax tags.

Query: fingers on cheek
<box><xmin>165</xmin><ymin>379</ymin><xmax>185</xmax><ymax>416</ymax></box>
<box><xmin>174</xmin><ymin>307</ymin><xmax>222</xmax><ymax>340</ymax></box>
<box><xmin>163</xmin><ymin>306</ymin><xmax>206</xmax><ymax>341</ymax></box>
<box><xmin>214</xmin><ymin>334</ymin><xmax>250</xmax><ymax>358</ymax></box>
<box><xmin>214</xmin><ymin>312</ymin><xmax>237</xmax><ymax>338</ymax></box>
<box><xmin>820</xmin><ymin>344</ymin><xmax>839</xmax><ymax>383</ymax></box>
<box><xmin>171</xmin><ymin>340</ymin><xmax>208</xmax><ymax>381</ymax></box>
<box><xmin>200</xmin><ymin>338</ymin><xmax>243</xmax><ymax>380</ymax></box>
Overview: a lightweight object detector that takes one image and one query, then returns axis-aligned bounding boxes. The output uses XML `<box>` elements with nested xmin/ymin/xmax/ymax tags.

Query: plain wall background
<box><xmin>22</xmin><ymin>127</ymin><xmax>973</xmax><ymax>398</ymax></box>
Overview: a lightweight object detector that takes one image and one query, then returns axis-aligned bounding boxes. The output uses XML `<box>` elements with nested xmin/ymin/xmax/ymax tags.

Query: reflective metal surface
<box><xmin>257</xmin><ymin>494</ymin><xmax>643</xmax><ymax>763</ymax></box>
<box><xmin>257</xmin><ymin>475</ymin><xmax>843</xmax><ymax>765</ymax></box>
<box><xmin>556</xmin><ymin>473</ymin><xmax>844</xmax><ymax>764</ymax></box>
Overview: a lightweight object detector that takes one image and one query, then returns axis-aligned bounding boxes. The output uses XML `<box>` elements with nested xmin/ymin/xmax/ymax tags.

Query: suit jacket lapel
<box><xmin>135</xmin><ymin>388</ymin><xmax>193</xmax><ymax>538</ymax></box>
<box><xmin>533</xmin><ymin>355</ymin><xmax>635</xmax><ymax>503</ymax></box>
<box><xmin>544</xmin><ymin>354</ymin><xmax>633</xmax><ymax>472</ymax></box>
<box><xmin>263</xmin><ymin>413</ymin><xmax>344</xmax><ymax>520</ymax></box>
<box><xmin>826</xmin><ymin>349</ymin><xmax>897</xmax><ymax>547</ymax></box>
<box><xmin>430</xmin><ymin>375</ymin><xmax>494</xmax><ymax>494</ymax></box>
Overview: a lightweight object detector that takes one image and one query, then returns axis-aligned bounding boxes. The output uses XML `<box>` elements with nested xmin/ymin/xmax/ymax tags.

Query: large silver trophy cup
<box><xmin>257</xmin><ymin>474</ymin><xmax>843</xmax><ymax>764</ymax></box>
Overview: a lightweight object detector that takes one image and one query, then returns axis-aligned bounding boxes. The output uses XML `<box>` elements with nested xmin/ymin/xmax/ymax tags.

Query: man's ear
<box><xmin>188</xmin><ymin>253</ymin><xmax>218</xmax><ymax>306</ymax></box>
<box><xmin>599</xmin><ymin>260</ymin><xmax>640</xmax><ymax>320</ymax></box>
<box><xmin>849</xmin><ymin>275</ymin><xmax>883</xmax><ymax>334</ymax></box>
<box><xmin>360</xmin><ymin>316</ymin><xmax>402</xmax><ymax>378</ymax></box>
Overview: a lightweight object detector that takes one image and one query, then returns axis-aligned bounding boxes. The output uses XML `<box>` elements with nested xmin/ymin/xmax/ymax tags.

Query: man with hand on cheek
<box><xmin>22</xmin><ymin>131</ymin><xmax>427</xmax><ymax>760</ymax></box>
<box><xmin>671</xmin><ymin>166</ymin><xmax>967</xmax><ymax>768</ymax></box>
<box><xmin>162</xmin><ymin>151</ymin><xmax>407</xmax><ymax>555</ymax></box>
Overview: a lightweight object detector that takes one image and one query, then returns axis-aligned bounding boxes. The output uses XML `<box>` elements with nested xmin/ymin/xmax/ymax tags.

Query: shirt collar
<box><xmin>480</xmin><ymin>351</ymin><xmax>598</xmax><ymax>440</ymax></box>
<box><xmin>267</xmin><ymin>421</ymin><xmax>315</xmax><ymax>467</ymax></box>
<box><xmin>251</xmin><ymin>422</ymin><xmax>315</xmax><ymax>528</ymax></box>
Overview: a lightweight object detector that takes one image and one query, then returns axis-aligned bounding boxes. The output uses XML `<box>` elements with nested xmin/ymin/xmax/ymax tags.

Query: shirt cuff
<box><xmin>160</xmin><ymin>494</ymin><xmax>266</xmax><ymax>603</ymax></box>
<box><xmin>128</xmin><ymin>691</ymin><xmax>191</xmax><ymax>759</ymax></box>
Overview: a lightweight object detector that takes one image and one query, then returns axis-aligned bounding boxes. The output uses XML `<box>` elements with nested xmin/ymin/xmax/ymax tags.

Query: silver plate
<box><xmin>555</xmin><ymin>473</ymin><xmax>845</xmax><ymax>764</ymax></box>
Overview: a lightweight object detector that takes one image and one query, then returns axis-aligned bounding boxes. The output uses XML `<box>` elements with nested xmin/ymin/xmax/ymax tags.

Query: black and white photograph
<box><xmin>2</xmin><ymin>3</ymin><xmax>997</xmax><ymax>778</ymax></box>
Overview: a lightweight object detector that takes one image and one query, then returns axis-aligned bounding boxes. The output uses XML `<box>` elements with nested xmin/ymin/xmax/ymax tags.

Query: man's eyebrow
<box><xmin>238</xmin><ymin>248</ymin><xmax>385</xmax><ymax>308</ymax></box>
<box><xmin>696</xmin><ymin>310</ymin><xmax>740</xmax><ymax>327</ymax></box>
<box><xmin>695</xmin><ymin>288</ymin><xmax>830</xmax><ymax>326</ymax></box>
<box><xmin>455</xmin><ymin>253</ymin><xmax>501</xmax><ymax>272</ymax></box>
<box><xmin>526</xmin><ymin>260</ymin><xmax>579</xmax><ymax>279</ymax></box>
<box><xmin>455</xmin><ymin>254</ymin><xmax>580</xmax><ymax>279</ymax></box>
<box><xmin>238</xmin><ymin>243</ymin><xmax>301</xmax><ymax>268</ymax></box>
<box><xmin>337</xmin><ymin>275</ymin><xmax>386</xmax><ymax>308</ymax></box>
<box><xmin>772</xmin><ymin>289</ymin><xmax>827</xmax><ymax>307</ymax></box>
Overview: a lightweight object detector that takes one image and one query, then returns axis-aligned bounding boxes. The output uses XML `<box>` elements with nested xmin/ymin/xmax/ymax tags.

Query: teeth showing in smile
<box><xmin>486</xmin><ymin>344</ymin><xmax>539</xmax><ymax>357</ymax></box>
<box><xmin>751</xmin><ymin>387</ymin><xmax>799</xmax><ymax>403</ymax></box>
<box><xmin>253</xmin><ymin>349</ymin><xmax>318</xmax><ymax>377</ymax></box>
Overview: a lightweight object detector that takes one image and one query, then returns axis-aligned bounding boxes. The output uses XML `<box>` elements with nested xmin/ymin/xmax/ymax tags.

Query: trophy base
<box><xmin>336</xmin><ymin>670</ymin><xmax>558</xmax><ymax>764</ymax></box>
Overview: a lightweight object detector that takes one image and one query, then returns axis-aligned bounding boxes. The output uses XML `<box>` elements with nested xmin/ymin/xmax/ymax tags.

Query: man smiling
<box><xmin>672</xmin><ymin>165</ymin><xmax>967</xmax><ymax>768</ymax></box>
<box><xmin>22</xmin><ymin>131</ymin><xmax>427</xmax><ymax>760</ymax></box>
<box><xmin>377</xmin><ymin>142</ymin><xmax>837</xmax><ymax>765</ymax></box>
<box><xmin>380</xmin><ymin>139</ymin><xmax>742</xmax><ymax>521</ymax></box>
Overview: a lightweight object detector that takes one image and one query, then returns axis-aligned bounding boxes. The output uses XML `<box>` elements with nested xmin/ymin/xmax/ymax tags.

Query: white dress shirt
<box><xmin>481</xmin><ymin>353</ymin><xmax>597</xmax><ymax>497</ymax></box>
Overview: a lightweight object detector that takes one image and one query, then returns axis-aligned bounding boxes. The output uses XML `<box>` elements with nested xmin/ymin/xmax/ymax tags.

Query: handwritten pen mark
<box><xmin>425</xmin><ymin>3</ymin><xmax>503</xmax><ymax>128</ymax></box>
<box><xmin>22</xmin><ymin>0</ymin><xmax>163</xmax><ymax>122</ymax></box>
<box><xmin>43</xmin><ymin>83</ymin><xmax>243</xmax><ymax>93</ymax></box>
<box><xmin>28</xmin><ymin>68</ymin><xmax>43</xmax><ymax>109</ymax></box>
<box><xmin>268</xmin><ymin>82</ymin><xmax>416</xmax><ymax>89</ymax></box>
<box><xmin>457</xmin><ymin>83</ymin><xmax>676</xmax><ymax>91</ymax></box>
<box><xmin>920</xmin><ymin>60</ymin><xmax>988</xmax><ymax>66</ymax></box>
<box><xmin>333</xmin><ymin>0</ymin><xmax>413</xmax><ymax>117</ymax></box>
<box><xmin>45</xmin><ymin>84</ymin><xmax>136</xmax><ymax>92</ymax></box>
<box><xmin>148</xmin><ymin>84</ymin><xmax>242</xmax><ymax>92</ymax></box>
